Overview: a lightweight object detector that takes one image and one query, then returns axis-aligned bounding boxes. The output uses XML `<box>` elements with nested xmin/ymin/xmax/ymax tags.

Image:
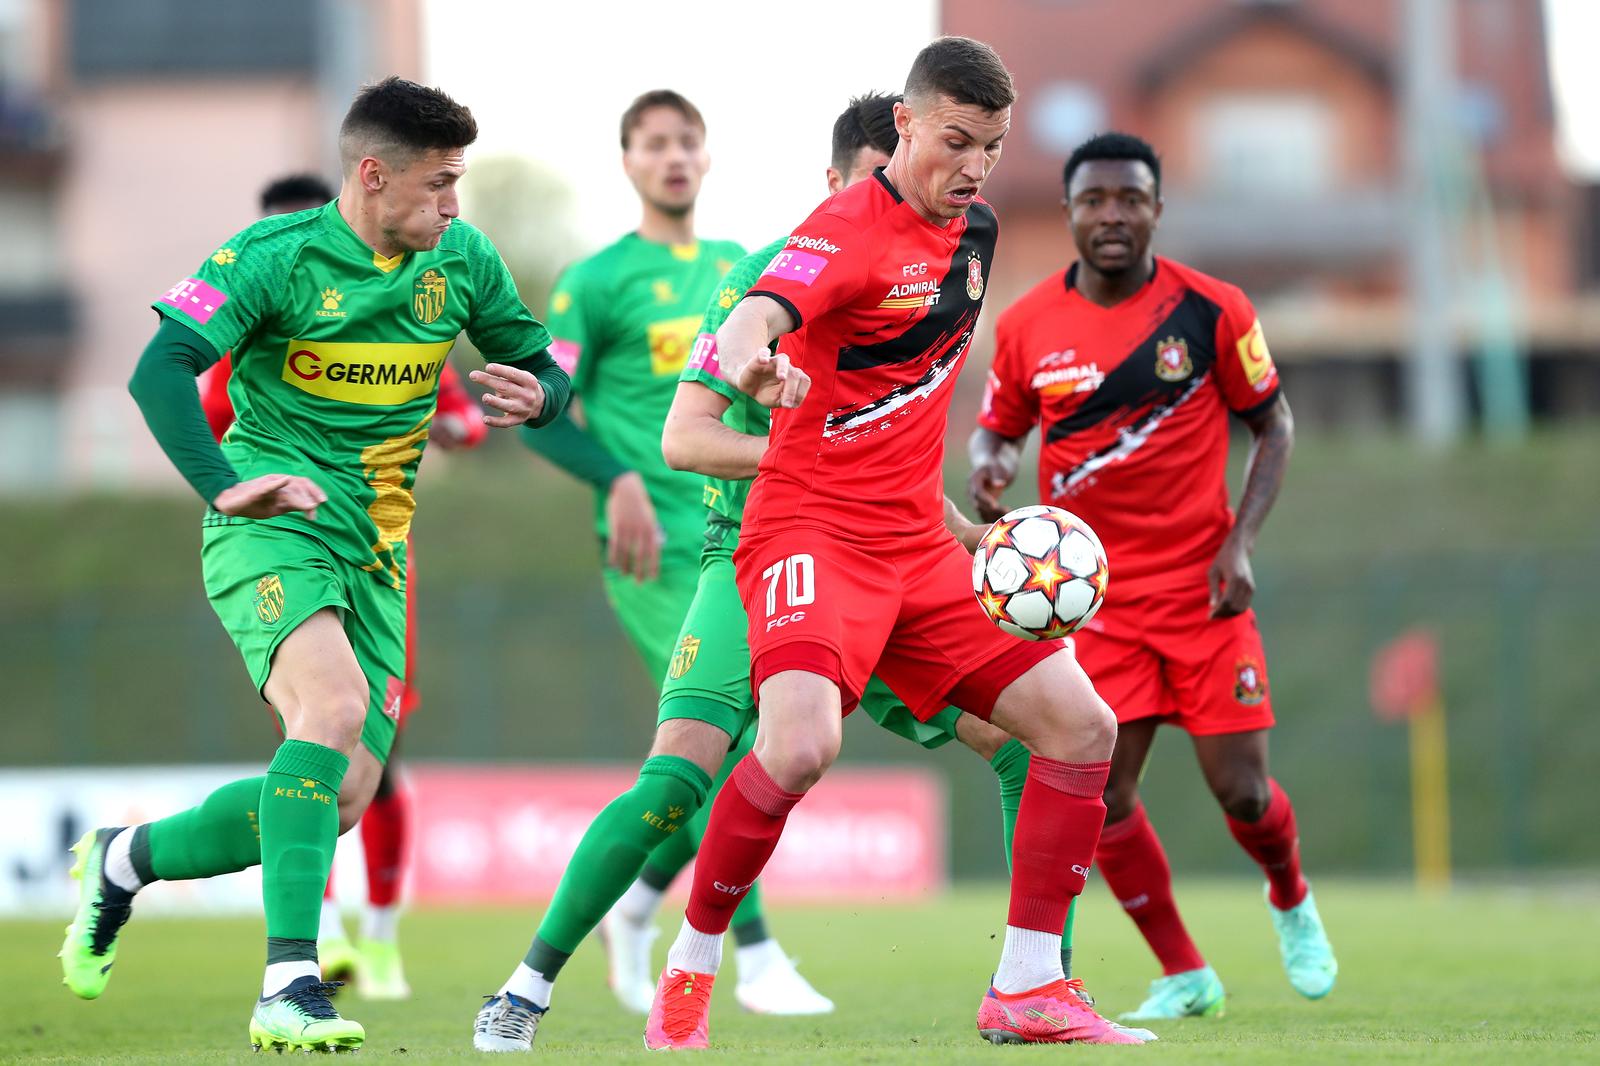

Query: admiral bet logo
<box><xmin>282</xmin><ymin>339</ymin><xmax>453</xmax><ymax>405</ymax></box>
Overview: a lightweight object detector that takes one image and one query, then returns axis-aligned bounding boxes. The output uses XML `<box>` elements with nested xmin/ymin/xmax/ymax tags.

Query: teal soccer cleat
<box><xmin>1268</xmin><ymin>884</ymin><xmax>1338</xmax><ymax>999</ymax></box>
<box><xmin>1119</xmin><ymin>965</ymin><xmax>1226</xmax><ymax>1021</ymax></box>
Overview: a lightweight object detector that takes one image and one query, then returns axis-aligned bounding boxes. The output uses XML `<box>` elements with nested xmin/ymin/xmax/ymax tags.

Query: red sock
<box><xmin>1007</xmin><ymin>756</ymin><xmax>1110</xmax><ymax>933</ymax></box>
<box><xmin>1096</xmin><ymin>803</ymin><xmax>1206</xmax><ymax>975</ymax></box>
<box><xmin>324</xmin><ymin>870</ymin><xmax>336</xmax><ymax>900</ymax></box>
<box><xmin>1226</xmin><ymin>778</ymin><xmax>1307</xmax><ymax>910</ymax></box>
<box><xmin>361</xmin><ymin>788</ymin><xmax>409</xmax><ymax>909</ymax></box>
<box><xmin>683</xmin><ymin>754</ymin><xmax>804</xmax><ymax>934</ymax></box>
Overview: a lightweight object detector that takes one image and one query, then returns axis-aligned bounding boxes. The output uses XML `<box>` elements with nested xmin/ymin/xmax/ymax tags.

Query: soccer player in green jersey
<box><xmin>473</xmin><ymin>92</ymin><xmax>1143</xmax><ymax>1052</ymax></box>
<box><xmin>521</xmin><ymin>90</ymin><xmax>744</xmax><ymax>685</ymax></box>
<box><xmin>59</xmin><ymin>77</ymin><xmax>570</xmax><ymax>1054</ymax></box>
<box><xmin>512</xmin><ymin>90</ymin><xmax>826</xmax><ymax>1016</ymax></box>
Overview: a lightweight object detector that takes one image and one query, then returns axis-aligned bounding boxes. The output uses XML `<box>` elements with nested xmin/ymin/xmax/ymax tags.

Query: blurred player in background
<box><xmin>61</xmin><ymin>77</ymin><xmax>569</xmax><ymax>1053</ymax></box>
<box><xmin>969</xmin><ymin>131</ymin><xmax>1337</xmax><ymax>1021</ymax></box>
<box><xmin>500</xmin><ymin>88</ymin><xmax>828</xmax><ymax>1026</ymax></box>
<box><xmin>198</xmin><ymin>174</ymin><xmax>490</xmax><ymax>1003</ymax></box>
<box><xmin>642</xmin><ymin>38</ymin><xmax>1143</xmax><ymax>1049</ymax></box>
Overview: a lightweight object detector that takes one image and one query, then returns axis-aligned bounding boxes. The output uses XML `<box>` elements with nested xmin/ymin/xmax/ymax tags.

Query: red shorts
<box><xmin>735</xmin><ymin>524</ymin><xmax>1062</xmax><ymax>721</ymax></box>
<box><xmin>1072</xmin><ymin>584</ymin><xmax>1274</xmax><ymax>737</ymax></box>
<box><xmin>398</xmin><ymin>538</ymin><xmax>420</xmax><ymax>723</ymax></box>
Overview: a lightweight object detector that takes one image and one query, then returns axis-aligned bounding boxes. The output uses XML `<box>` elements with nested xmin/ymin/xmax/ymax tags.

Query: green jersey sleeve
<box><xmin>544</xmin><ymin>261</ymin><xmax>600</xmax><ymax>392</ymax></box>
<box><xmin>679</xmin><ymin>237</ymin><xmax>786</xmax><ymax>403</ymax></box>
<box><xmin>152</xmin><ymin>216</ymin><xmax>302</xmax><ymax>354</ymax></box>
<box><xmin>461</xmin><ymin>226</ymin><xmax>555</xmax><ymax>367</ymax></box>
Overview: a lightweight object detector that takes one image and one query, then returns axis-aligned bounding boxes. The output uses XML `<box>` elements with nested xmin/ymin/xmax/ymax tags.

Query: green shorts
<box><xmin>858</xmin><ymin>676</ymin><xmax>964</xmax><ymax>751</ymax></box>
<box><xmin>601</xmin><ymin>555</ymin><xmax>700</xmax><ymax>687</ymax></box>
<box><xmin>658</xmin><ymin>522</ymin><xmax>965</xmax><ymax>751</ymax></box>
<box><xmin>657</xmin><ymin>536</ymin><xmax>755</xmax><ymax>744</ymax></box>
<box><xmin>202</xmin><ymin>520</ymin><xmax>406</xmax><ymax>763</ymax></box>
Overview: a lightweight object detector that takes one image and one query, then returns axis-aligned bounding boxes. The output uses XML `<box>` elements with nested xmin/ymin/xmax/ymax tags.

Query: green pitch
<box><xmin>4</xmin><ymin>879</ymin><xmax>1595</xmax><ymax>1063</ymax></box>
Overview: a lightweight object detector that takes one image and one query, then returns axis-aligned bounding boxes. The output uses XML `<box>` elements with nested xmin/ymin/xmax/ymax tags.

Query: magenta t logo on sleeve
<box><xmin>686</xmin><ymin>332</ymin><xmax>721</xmax><ymax>378</ymax></box>
<box><xmin>549</xmin><ymin>338</ymin><xmax>581</xmax><ymax>375</ymax></box>
<box><xmin>159</xmin><ymin>277</ymin><xmax>229</xmax><ymax>325</ymax></box>
<box><xmin>761</xmin><ymin>250</ymin><xmax>829</xmax><ymax>287</ymax></box>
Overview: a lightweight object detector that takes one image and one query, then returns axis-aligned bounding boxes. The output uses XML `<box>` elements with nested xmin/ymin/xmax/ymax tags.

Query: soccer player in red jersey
<box><xmin>642</xmin><ymin>38</ymin><xmax>1142</xmax><ymax>1049</ymax></box>
<box><xmin>197</xmin><ymin>174</ymin><xmax>488</xmax><ymax>1001</ymax></box>
<box><xmin>969</xmin><ymin>132</ymin><xmax>1338</xmax><ymax>1020</ymax></box>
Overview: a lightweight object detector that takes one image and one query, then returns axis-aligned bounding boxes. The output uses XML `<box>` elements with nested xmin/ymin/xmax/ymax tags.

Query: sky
<box><xmin>426</xmin><ymin>0</ymin><xmax>1600</xmax><ymax>252</ymax></box>
<box><xmin>424</xmin><ymin>0</ymin><xmax>937</xmax><ymax>252</ymax></box>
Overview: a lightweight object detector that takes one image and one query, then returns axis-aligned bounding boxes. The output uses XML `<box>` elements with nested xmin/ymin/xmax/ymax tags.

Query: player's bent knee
<box><xmin>1216</xmin><ymin>776</ymin><xmax>1272</xmax><ymax>823</ymax></box>
<box><xmin>754</xmin><ymin>728</ymin><xmax>839</xmax><ymax>793</ymax></box>
<box><xmin>1103</xmin><ymin>781</ymin><xmax>1141</xmax><ymax>824</ymax></box>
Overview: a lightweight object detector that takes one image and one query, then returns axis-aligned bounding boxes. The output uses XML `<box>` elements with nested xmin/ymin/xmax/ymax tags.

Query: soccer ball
<box><xmin>971</xmin><ymin>505</ymin><xmax>1109</xmax><ymax>641</ymax></box>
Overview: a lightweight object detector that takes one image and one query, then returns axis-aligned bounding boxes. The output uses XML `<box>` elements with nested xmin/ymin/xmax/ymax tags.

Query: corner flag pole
<box><xmin>1371</xmin><ymin>629</ymin><xmax>1451</xmax><ymax>892</ymax></box>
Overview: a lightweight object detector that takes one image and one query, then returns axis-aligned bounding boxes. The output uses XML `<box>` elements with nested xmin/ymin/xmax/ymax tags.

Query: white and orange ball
<box><xmin>971</xmin><ymin>505</ymin><xmax>1109</xmax><ymax>640</ymax></box>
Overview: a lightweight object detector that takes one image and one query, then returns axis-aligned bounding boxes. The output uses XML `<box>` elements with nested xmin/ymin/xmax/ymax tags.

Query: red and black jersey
<box><xmin>979</xmin><ymin>256</ymin><xmax>1281</xmax><ymax>600</ymax></box>
<box><xmin>744</xmin><ymin>169</ymin><xmax>998</xmax><ymax>541</ymax></box>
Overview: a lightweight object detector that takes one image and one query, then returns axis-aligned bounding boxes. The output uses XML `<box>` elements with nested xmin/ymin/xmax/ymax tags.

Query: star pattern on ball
<box><xmin>1040</xmin><ymin>618</ymin><xmax>1080</xmax><ymax>640</ymax></box>
<box><xmin>982</xmin><ymin>518</ymin><xmax>1018</xmax><ymax>550</ymax></box>
<box><xmin>1023</xmin><ymin>553</ymin><xmax>1069</xmax><ymax>598</ymax></box>
<box><xmin>977</xmin><ymin>585</ymin><xmax>1008</xmax><ymax>621</ymax></box>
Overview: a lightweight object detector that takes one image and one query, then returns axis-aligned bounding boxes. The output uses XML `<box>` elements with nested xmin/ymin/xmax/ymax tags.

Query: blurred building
<box><xmin>943</xmin><ymin>0</ymin><xmax>1598</xmax><ymax>423</ymax></box>
<box><xmin>0</xmin><ymin>0</ymin><xmax>421</xmax><ymax>489</ymax></box>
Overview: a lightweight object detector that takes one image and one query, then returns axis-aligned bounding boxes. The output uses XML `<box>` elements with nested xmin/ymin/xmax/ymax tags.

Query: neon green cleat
<box><xmin>249</xmin><ymin>977</ymin><xmax>364</xmax><ymax>1053</ymax></box>
<box><xmin>59</xmin><ymin>828</ymin><xmax>136</xmax><ymax>1000</ymax></box>
<box><xmin>319</xmin><ymin>936</ymin><xmax>360</xmax><ymax>988</ymax></box>
<box><xmin>1119</xmin><ymin>965</ymin><xmax>1226</xmax><ymax>1021</ymax></box>
<box><xmin>1269</xmin><ymin>884</ymin><xmax>1338</xmax><ymax>999</ymax></box>
<box><xmin>357</xmin><ymin>940</ymin><xmax>411</xmax><ymax>1001</ymax></box>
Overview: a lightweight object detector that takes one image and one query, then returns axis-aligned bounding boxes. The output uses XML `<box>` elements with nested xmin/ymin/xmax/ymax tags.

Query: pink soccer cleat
<box><xmin>977</xmin><ymin>978</ymin><xmax>1152</xmax><ymax>1045</ymax></box>
<box><xmin>643</xmin><ymin>968</ymin><xmax>716</xmax><ymax>1050</ymax></box>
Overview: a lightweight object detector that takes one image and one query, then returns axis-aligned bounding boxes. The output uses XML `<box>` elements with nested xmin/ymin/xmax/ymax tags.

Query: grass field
<box><xmin>3</xmin><ymin>879</ymin><xmax>1595</xmax><ymax>1063</ymax></box>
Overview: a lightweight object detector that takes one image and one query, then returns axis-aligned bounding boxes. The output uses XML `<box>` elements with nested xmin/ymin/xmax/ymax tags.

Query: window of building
<box><xmin>1196</xmin><ymin>93</ymin><xmax>1336</xmax><ymax>198</ymax></box>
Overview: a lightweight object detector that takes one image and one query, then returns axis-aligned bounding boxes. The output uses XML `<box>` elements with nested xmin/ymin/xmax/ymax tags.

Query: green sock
<box><xmin>259</xmin><ymin>740</ymin><xmax>348</xmax><ymax>950</ymax></box>
<box><xmin>639</xmin><ymin>783</ymin><xmax>708</xmax><ymax>890</ymax></box>
<box><xmin>638</xmin><ymin>721</ymin><xmax>752</xmax><ymax>889</ymax></box>
<box><xmin>133</xmin><ymin>776</ymin><xmax>265</xmax><ymax>883</ymax></box>
<box><xmin>989</xmin><ymin>737</ymin><xmax>1077</xmax><ymax>971</ymax></box>
<box><xmin>730</xmin><ymin>883</ymin><xmax>768</xmax><ymax>946</ymax></box>
<box><xmin>990</xmin><ymin>738</ymin><xmax>1029</xmax><ymax>872</ymax></box>
<box><xmin>526</xmin><ymin>755</ymin><xmax>711</xmax><ymax>975</ymax></box>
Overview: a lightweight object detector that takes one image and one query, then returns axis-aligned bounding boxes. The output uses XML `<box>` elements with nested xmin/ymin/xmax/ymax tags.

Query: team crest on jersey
<box><xmin>254</xmin><ymin>574</ymin><xmax>285</xmax><ymax>625</ymax></box>
<box><xmin>211</xmin><ymin>248</ymin><xmax>237</xmax><ymax>265</ymax></box>
<box><xmin>1154</xmin><ymin>336</ymin><xmax>1192</xmax><ymax>381</ymax></box>
<box><xmin>413</xmin><ymin>268</ymin><xmax>447</xmax><ymax>324</ymax></box>
<box><xmin>717</xmin><ymin>286</ymin><xmax>740</xmax><ymax>309</ymax></box>
<box><xmin>966</xmin><ymin>251</ymin><xmax>984</xmax><ymax>300</ymax></box>
<box><xmin>1234</xmin><ymin>657</ymin><xmax>1267</xmax><ymax>705</ymax></box>
<box><xmin>669</xmin><ymin>635</ymin><xmax>701</xmax><ymax>679</ymax></box>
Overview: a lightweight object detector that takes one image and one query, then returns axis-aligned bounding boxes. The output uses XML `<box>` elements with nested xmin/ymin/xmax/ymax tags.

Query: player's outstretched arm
<box><xmin>943</xmin><ymin>495</ymin><xmax>988</xmax><ymax>553</ymax></box>
<box><xmin>1210</xmin><ymin>392</ymin><xmax>1295</xmax><ymax>618</ymax></box>
<box><xmin>967</xmin><ymin>426</ymin><xmax>1027</xmax><ymax>523</ymax></box>
<box><xmin>129</xmin><ymin>319</ymin><xmax>328</xmax><ymax>518</ymax></box>
<box><xmin>661</xmin><ymin>381</ymin><xmax>764</xmax><ymax>479</ymax></box>
<box><xmin>721</xmin><ymin>297</ymin><xmax>808</xmax><ymax>409</ymax></box>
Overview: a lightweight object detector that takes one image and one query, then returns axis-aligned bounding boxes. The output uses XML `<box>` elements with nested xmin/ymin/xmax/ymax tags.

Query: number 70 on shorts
<box><xmin>763</xmin><ymin>553</ymin><xmax>815</xmax><ymax>631</ymax></box>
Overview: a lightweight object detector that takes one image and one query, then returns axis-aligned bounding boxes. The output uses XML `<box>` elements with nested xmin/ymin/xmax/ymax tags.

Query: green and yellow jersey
<box><xmin>537</xmin><ymin>232</ymin><xmax>744</xmax><ymax>566</ymax></box>
<box><xmin>151</xmin><ymin>200</ymin><xmax>557</xmax><ymax>587</ymax></box>
<box><xmin>679</xmin><ymin>237</ymin><xmax>784</xmax><ymax>531</ymax></box>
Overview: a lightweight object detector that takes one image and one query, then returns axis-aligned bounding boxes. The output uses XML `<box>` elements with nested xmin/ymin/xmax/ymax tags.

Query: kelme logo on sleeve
<box><xmin>413</xmin><ymin>267</ymin><xmax>447</xmax><ymax>324</ymax></box>
<box><xmin>282</xmin><ymin>339</ymin><xmax>454</xmax><ymax>405</ymax></box>
<box><xmin>254</xmin><ymin>574</ymin><xmax>285</xmax><ymax>625</ymax></box>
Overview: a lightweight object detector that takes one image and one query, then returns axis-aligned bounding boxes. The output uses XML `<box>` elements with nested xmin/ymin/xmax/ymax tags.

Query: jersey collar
<box><xmin>327</xmin><ymin>199</ymin><xmax>410</xmax><ymax>274</ymax></box>
<box><xmin>1064</xmin><ymin>256</ymin><xmax>1163</xmax><ymax>310</ymax></box>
